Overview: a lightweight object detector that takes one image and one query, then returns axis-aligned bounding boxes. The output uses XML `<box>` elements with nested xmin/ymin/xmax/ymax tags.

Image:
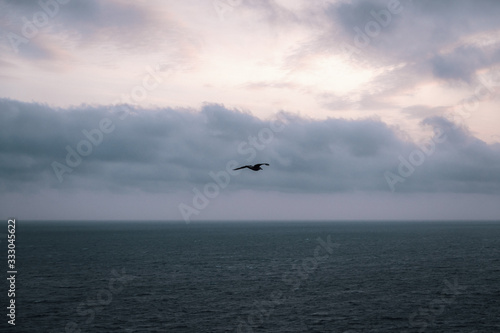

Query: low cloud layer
<box><xmin>1</xmin><ymin>98</ymin><xmax>499</xmax><ymax>196</ymax></box>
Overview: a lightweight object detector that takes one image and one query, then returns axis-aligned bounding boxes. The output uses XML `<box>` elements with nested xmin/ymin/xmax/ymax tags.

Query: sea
<box><xmin>4</xmin><ymin>220</ymin><xmax>500</xmax><ymax>332</ymax></box>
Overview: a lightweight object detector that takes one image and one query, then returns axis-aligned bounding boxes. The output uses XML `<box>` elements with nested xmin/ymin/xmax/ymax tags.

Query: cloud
<box><xmin>1</xmin><ymin>98</ymin><xmax>500</xmax><ymax>196</ymax></box>
<box><xmin>327</xmin><ymin>0</ymin><xmax>500</xmax><ymax>62</ymax></box>
<box><xmin>0</xmin><ymin>0</ymin><xmax>202</xmax><ymax>70</ymax></box>
<box><xmin>430</xmin><ymin>45</ymin><xmax>500</xmax><ymax>83</ymax></box>
<box><xmin>282</xmin><ymin>0</ymin><xmax>500</xmax><ymax>108</ymax></box>
<box><xmin>401</xmin><ymin>105</ymin><xmax>447</xmax><ymax>120</ymax></box>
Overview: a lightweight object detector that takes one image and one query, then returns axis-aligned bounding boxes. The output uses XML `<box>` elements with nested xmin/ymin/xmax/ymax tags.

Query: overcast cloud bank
<box><xmin>1</xmin><ymin>98</ymin><xmax>499</xmax><ymax>197</ymax></box>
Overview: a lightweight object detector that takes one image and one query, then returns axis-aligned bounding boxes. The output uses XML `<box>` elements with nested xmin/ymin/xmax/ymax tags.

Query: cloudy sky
<box><xmin>1</xmin><ymin>0</ymin><xmax>500</xmax><ymax>221</ymax></box>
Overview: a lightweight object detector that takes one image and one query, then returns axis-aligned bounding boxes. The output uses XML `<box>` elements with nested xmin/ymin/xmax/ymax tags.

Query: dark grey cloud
<box><xmin>327</xmin><ymin>0</ymin><xmax>500</xmax><ymax>63</ymax></box>
<box><xmin>1</xmin><ymin>98</ymin><xmax>500</xmax><ymax>195</ymax></box>
<box><xmin>430</xmin><ymin>45</ymin><xmax>500</xmax><ymax>83</ymax></box>
<box><xmin>1</xmin><ymin>0</ymin><xmax>155</xmax><ymax>40</ymax></box>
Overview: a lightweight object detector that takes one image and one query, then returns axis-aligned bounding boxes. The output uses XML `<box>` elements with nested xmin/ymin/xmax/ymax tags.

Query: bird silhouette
<box><xmin>233</xmin><ymin>163</ymin><xmax>269</xmax><ymax>171</ymax></box>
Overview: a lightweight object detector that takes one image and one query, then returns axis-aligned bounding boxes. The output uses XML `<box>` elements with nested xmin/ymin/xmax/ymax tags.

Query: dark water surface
<box><xmin>5</xmin><ymin>221</ymin><xmax>500</xmax><ymax>332</ymax></box>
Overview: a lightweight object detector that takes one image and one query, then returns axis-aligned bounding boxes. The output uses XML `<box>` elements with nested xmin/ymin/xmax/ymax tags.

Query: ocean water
<box><xmin>5</xmin><ymin>221</ymin><xmax>500</xmax><ymax>332</ymax></box>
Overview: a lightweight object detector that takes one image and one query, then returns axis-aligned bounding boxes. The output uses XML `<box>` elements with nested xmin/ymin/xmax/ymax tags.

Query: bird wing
<box><xmin>255</xmin><ymin>163</ymin><xmax>270</xmax><ymax>167</ymax></box>
<box><xmin>233</xmin><ymin>165</ymin><xmax>250</xmax><ymax>170</ymax></box>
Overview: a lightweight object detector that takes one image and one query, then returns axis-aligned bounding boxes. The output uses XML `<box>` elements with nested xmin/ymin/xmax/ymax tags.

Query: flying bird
<box><xmin>233</xmin><ymin>163</ymin><xmax>270</xmax><ymax>171</ymax></box>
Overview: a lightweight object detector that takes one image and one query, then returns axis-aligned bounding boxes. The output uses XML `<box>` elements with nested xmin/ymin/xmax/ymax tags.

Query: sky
<box><xmin>1</xmin><ymin>0</ymin><xmax>500</xmax><ymax>221</ymax></box>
